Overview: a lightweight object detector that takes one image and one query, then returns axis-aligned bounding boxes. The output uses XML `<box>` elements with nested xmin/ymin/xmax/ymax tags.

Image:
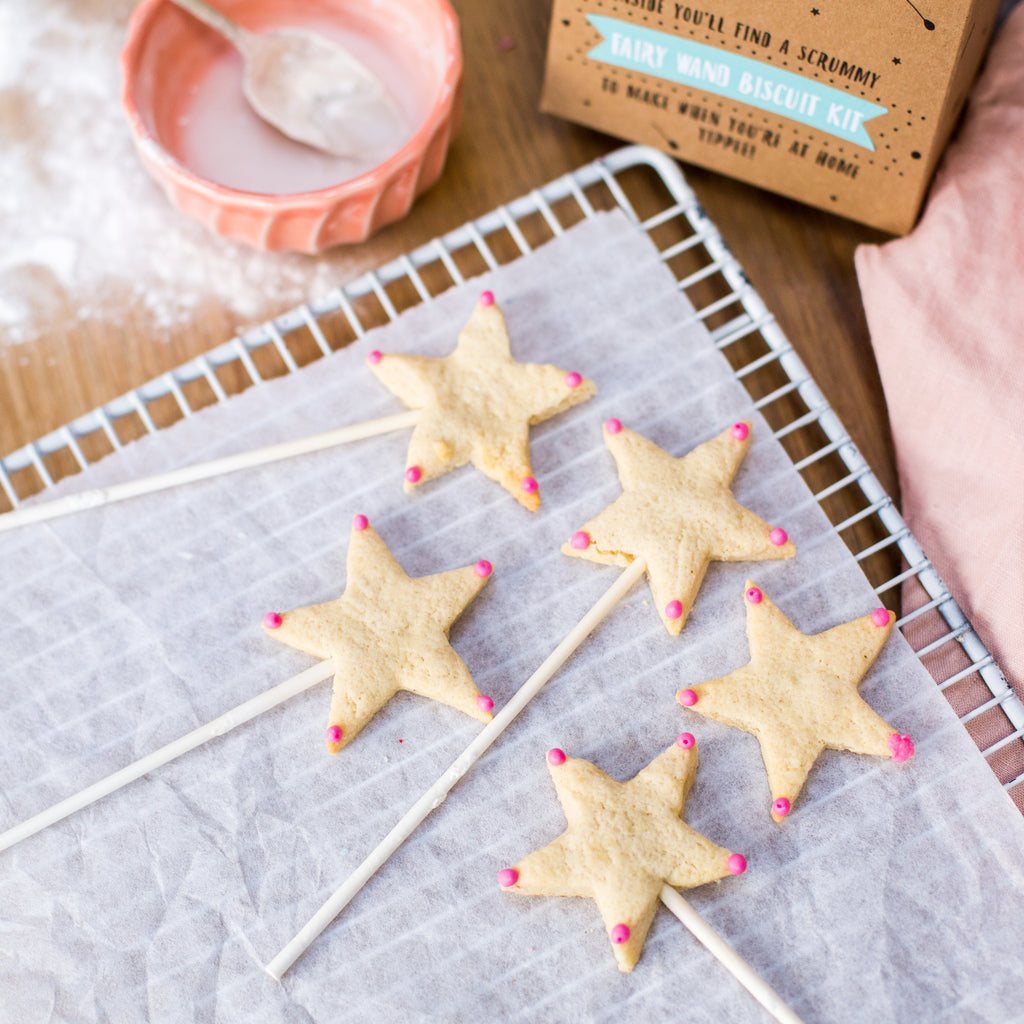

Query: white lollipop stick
<box><xmin>0</xmin><ymin>660</ymin><xmax>334</xmax><ymax>854</ymax></box>
<box><xmin>0</xmin><ymin>410</ymin><xmax>420</xmax><ymax>534</ymax></box>
<box><xmin>659</xmin><ymin>886</ymin><xmax>807</xmax><ymax>1024</ymax></box>
<box><xmin>264</xmin><ymin>557</ymin><xmax>649</xmax><ymax>981</ymax></box>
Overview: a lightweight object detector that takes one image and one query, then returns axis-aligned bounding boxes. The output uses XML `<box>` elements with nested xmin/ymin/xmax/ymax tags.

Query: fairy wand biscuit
<box><xmin>367</xmin><ymin>291</ymin><xmax>596</xmax><ymax>511</ymax></box>
<box><xmin>263</xmin><ymin>514</ymin><xmax>495</xmax><ymax>753</ymax></box>
<box><xmin>677</xmin><ymin>581</ymin><xmax>915</xmax><ymax>821</ymax></box>
<box><xmin>563</xmin><ymin>419</ymin><xmax>795</xmax><ymax>634</ymax></box>
<box><xmin>498</xmin><ymin>738</ymin><xmax>747</xmax><ymax>973</ymax></box>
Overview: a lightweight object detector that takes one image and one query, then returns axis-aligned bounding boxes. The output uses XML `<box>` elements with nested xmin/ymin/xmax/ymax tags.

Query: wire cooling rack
<box><xmin>2</xmin><ymin>144</ymin><xmax>1021</xmax><ymax>808</ymax></box>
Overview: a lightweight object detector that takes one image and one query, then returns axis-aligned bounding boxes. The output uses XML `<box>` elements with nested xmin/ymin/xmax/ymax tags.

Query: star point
<box><xmin>501</xmin><ymin>740</ymin><xmax>741</xmax><ymax>972</ymax></box>
<box><xmin>563</xmin><ymin>422</ymin><xmax>795</xmax><ymax>633</ymax></box>
<box><xmin>680</xmin><ymin>581</ymin><xmax>913</xmax><ymax>818</ymax></box>
<box><xmin>263</xmin><ymin>518</ymin><xmax>493</xmax><ymax>753</ymax></box>
<box><xmin>369</xmin><ymin>295</ymin><xmax>596</xmax><ymax>510</ymax></box>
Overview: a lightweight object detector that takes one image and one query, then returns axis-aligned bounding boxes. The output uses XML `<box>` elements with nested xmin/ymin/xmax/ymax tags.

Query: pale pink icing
<box><xmin>730</xmin><ymin>422</ymin><xmax>750</xmax><ymax>441</ymax></box>
<box><xmin>497</xmin><ymin>868</ymin><xmax>519</xmax><ymax>888</ymax></box>
<box><xmin>570</xmin><ymin>531</ymin><xmax>591</xmax><ymax>550</ymax></box>
<box><xmin>677</xmin><ymin>688</ymin><xmax>698</xmax><ymax>707</ymax></box>
<box><xmin>476</xmin><ymin>695</ymin><xmax>494</xmax><ymax>714</ymax></box>
<box><xmin>565</xmin><ymin>371</ymin><xmax>583</xmax><ymax>389</ymax></box>
<box><xmin>604</xmin><ymin>418</ymin><xmax>622</xmax><ymax>434</ymax></box>
<box><xmin>745</xmin><ymin>586</ymin><xmax>763</xmax><ymax>604</ymax></box>
<box><xmin>665</xmin><ymin>600</ymin><xmax>683</xmax><ymax>620</ymax></box>
<box><xmin>871</xmin><ymin>607</ymin><xmax>892</xmax><ymax>627</ymax></box>
<box><xmin>262</xmin><ymin>612</ymin><xmax>282</xmax><ymax>630</ymax></box>
<box><xmin>769</xmin><ymin>527</ymin><xmax>789</xmax><ymax>547</ymax></box>
<box><xmin>367</xmin><ymin>350</ymin><xmax>383</xmax><ymax>365</ymax></box>
<box><xmin>547</xmin><ymin>748</ymin><xmax>567</xmax><ymax>766</ymax></box>
<box><xmin>521</xmin><ymin>476</ymin><xmax>538</xmax><ymax>494</ymax></box>
<box><xmin>772</xmin><ymin>797</ymin><xmax>792</xmax><ymax>818</ymax></box>
<box><xmin>405</xmin><ymin>465</ymin><xmax>423</xmax><ymax>484</ymax></box>
<box><xmin>610</xmin><ymin>923</ymin><xmax>631</xmax><ymax>944</ymax></box>
<box><xmin>888</xmin><ymin>733</ymin><xmax>915</xmax><ymax>762</ymax></box>
<box><xmin>676</xmin><ymin>733</ymin><xmax>695</xmax><ymax>749</ymax></box>
<box><xmin>727</xmin><ymin>853</ymin><xmax>747</xmax><ymax>875</ymax></box>
<box><xmin>474</xmin><ymin>559</ymin><xmax>493</xmax><ymax>577</ymax></box>
<box><xmin>326</xmin><ymin>725</ymin><xmax>342</xmax><ymax>744</ymax></box>
<box><xmin>352</xmin><ymin>514</ymin><xmax>369</xmax><ymax>531</ymax></box>
<box><xmin>480</xmin><ymin>291</ymin><xmax>495</xmax><ymax>307</ymax></box>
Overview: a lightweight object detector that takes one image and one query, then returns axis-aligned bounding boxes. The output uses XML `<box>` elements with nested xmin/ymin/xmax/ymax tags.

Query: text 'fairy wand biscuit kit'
<box><xmin>541</xmin><ymin>0</ymin><xmax>1000</xmax><ymax>233</ymax></box>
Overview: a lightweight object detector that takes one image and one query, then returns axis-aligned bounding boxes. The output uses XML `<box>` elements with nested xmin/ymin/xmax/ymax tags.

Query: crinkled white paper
<box><xmin>1</xmin><ymin>213</ymin><xmax>1022</xmax><ymax>1024</ymax></box>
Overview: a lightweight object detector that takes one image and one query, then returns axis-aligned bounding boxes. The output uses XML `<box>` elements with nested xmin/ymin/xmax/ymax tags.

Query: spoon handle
<box><xmin>169</xmin><ymin>0</ymin><xmax>248</xmax><ymax>47</ymax></box>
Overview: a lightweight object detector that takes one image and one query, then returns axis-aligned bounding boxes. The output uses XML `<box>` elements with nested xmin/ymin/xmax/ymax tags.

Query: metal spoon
<box><xmin>169</xmin><ymin>0</ymin><xmax>406</xmax><ymax>159</ymax></box>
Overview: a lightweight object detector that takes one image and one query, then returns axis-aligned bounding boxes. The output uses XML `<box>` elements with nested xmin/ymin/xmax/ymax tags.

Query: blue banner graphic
<box><xmin>586</xmin><ymin>15</ymin><xmax>886</xmax><ymax>151</ymax></box>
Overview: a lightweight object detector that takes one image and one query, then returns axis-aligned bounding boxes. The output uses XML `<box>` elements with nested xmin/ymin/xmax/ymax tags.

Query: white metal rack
<box><xmin>2</xmin><ymin>144</ymin><xmax>1020</xmax><ymax>805</ymax></box>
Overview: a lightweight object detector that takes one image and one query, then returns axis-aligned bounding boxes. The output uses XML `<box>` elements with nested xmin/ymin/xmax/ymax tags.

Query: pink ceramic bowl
<box><xmin>121</xmin><ymin>0</ymin><xmax>462</xmax><ymax>253</ymax></box>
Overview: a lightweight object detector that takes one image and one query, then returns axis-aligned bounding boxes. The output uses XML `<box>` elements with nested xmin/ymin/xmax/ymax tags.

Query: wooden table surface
<box><xmin>0</xmin><ymin>0</ymin><xmax>897</xmax><ymax>507</ymax></box>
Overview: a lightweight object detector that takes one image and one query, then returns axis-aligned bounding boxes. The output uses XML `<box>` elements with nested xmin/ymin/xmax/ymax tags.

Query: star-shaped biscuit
<box><xmin>367</xmin><ymin>292</ymin><xmax>596</xmax><ymax>511</ymax></box>
<box><xmin>562</xmin><ymin>420</ymin><xmax>795</xmax><ymax>633</ymax></box>
<box><xmin>498</xmin><ymin>739</ymin><xmax>746</xmax><ymax>972</ymax></box>
<box><xmin>262</xmin><ymin>515</ymin><xmax>494</xmax><ymax>753</ymax></box>
<box><xmin>676</xmin><ymin>581</ymin><xmax>915</xmax><ymax>820</ymax></box>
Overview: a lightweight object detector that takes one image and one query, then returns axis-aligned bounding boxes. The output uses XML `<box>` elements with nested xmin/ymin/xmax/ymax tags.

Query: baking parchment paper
<box><xmin>1</xmin><ymin>212</ymin><xmax>1022</xmax><ymax>1024</ymax></box>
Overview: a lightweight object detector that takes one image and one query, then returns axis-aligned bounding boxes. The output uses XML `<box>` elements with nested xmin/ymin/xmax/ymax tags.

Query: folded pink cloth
<box><xmin>855</xmin><ymin>6</ymin><xmax>1024</xmax><ymax>701</ymax></box>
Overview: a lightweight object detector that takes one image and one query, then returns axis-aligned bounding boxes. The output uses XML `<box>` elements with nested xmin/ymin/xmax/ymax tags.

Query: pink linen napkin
<box><xmin>855</xmin><ymin>6</ymin><xmax>1024</xmax><ymax>709</ymax></box>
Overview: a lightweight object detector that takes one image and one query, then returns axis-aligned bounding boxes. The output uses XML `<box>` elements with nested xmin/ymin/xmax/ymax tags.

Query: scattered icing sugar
<box><xmin>0</xmin><ymin>3</ymin><xmax>355</xmax><ymax>349</ymax></box>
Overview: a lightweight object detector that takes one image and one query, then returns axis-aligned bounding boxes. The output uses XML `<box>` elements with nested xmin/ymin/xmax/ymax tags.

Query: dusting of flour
<box><xmin>0</xmin><ymin>1</ymin><xmax>348</xmax><ymax>347</ymax></box>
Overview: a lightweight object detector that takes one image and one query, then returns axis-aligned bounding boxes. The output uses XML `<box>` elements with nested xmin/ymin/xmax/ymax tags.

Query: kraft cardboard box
<box><xmin>541</xmin><ymin>0</ymin><xmax>1001</xmax><ymax>234</ymax></box>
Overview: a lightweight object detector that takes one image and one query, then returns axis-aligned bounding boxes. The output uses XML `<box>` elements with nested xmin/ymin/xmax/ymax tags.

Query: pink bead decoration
<box><xmin>772</xmin><ymin>797</ymin><xmax>792</xmax><ymax>818</ymax></box>
<box><xmin>326</xmin><ymin>725</ymin><xmax>343</xmax><ymax>744</ymax></box>
<box><xmin>497</xmin><ymin>868</ymin><xmax>519</xmax><ymax>888</ymax></box>
<box><xmin>352</xmin><ymin>514</ymin><xmax>369</xmax><ymax>531</ymax></box>
<box><xmin>405</xmin><ymin>465</ymin><xmax>423</xmax><ymax>484</ymax></box>
<box><xmin>547</xmin><ymin>748</ymin><xmax>567</xmax><ymax>766</ymax></box>
<box><xmin>564</xmin><ymin>371</ymin><xmax>583</xmax><ymax>389</ymax></box>
<box><xmin>610</xmin><ymin>924</ymin><xmax>631</xmax><ymax>945</ymax></box>
<box><xmin>768</xmin><ymin>527</ymin><xmax>789</xmax><ymax>547</ymax></box>
<box><xmin>479</xmin><ymin>291</ymin><xmax>495</xmax><ymax>307</ymax></box>
<box><xmin>474</xmin><ymin>559</ymin><xmax>493</xmax><ymax>577</ymax></box>
<box><xmin>604</xmin><ymin>418</ymin><xmax>622</xmax><ymax>434</ymax></box>
<box><xmin>665</xmin><ymin>600</ymin><xmax>683</xmax><ymax>620</ymax></box>
<box><xmin>871</xmin><ymin>607</ymin><xmax>891</xmax><ymax>627</ymax></box>
<box><xmin>727</xmin><ymin>853</ymin><xmax>747</xmax><ymax>875</ymax></box>
<box><xmin>730</xmin><ymin>422</ymin><xmax>750</xmax><ymax>441</ymax></box>
<box><xmin>476</xmin><ymin>695</ymin><xmax>494</xmax><ymax>714</ymax></box>
<box><xmin>366</xmin><ymin>350</ymin><xmax>382</xmax><ymax>365</ymax></box>
<box><xmin>677</xmin><ymin>688</ymin><xmax>698</xmax><ymax>707</ymax></box>
<box><xmin>745</xmin><ymin>586</ymin><xmax>763</xmax><ymax>605</ymax></box>
<box><xmin>262</xmin><ymin>612</ymin><xmax>282</xmax><ymax>630</ymax></box>
<box><xmin>676</xmin><ymin>733</ymin><xmax>695</xmax><ymax>749</ymax></box>
<box><xmin>570</xmin><ymin>531</ymin><xmax>591</xmax><ymax>551</ymax></box>
<box><xmin>888</xmin><ymin>733</ymin><xmax>915</xmax><ymax>762</ymax></box>
<box><xmin>521</xmin><ymin>476</ymin><xmax>538</xmax><ymax>495</ymax></box>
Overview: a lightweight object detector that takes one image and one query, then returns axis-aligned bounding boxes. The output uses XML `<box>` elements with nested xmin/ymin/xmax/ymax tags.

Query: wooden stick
<box><xmin>0</xmin><ymin>410</ymin><xmax>420</xmax><ymax>533</ymax></box>
<box><xmin>0</xmin><ymin>661</ymin><xmax>334</xmax><ymax>854</ymax></box>
<box><xmin>264</xmin><ymin>558</ymin><xmax>649</xmax><ymax>981</ymax></box>
<box><xmin>659</xmin><ymin>886</ymin><xmax>807</xmax><ymax>1024</ymax></box>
